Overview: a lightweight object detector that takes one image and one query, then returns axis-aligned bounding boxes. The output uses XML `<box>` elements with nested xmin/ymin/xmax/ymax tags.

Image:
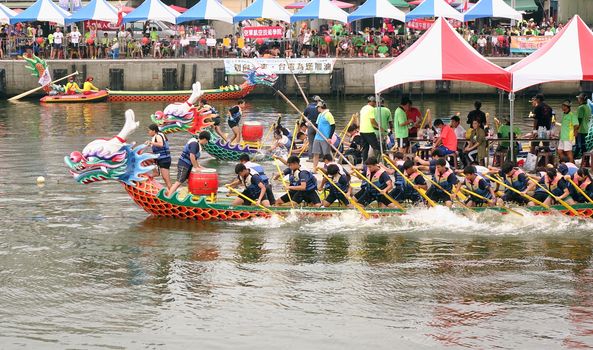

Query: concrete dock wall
<box><xmin>0</xmin><ymin>58</ymin><xmax>584</xmax><ymax>98</ymax></box>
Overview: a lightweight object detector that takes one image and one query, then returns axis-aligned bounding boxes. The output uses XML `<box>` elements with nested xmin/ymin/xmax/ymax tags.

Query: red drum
<box><xmin>188</xmin><ymin>169</ymin><xmax>219</xmax><ymax>196</ymax></box>
<box><xmin>242</xmin><ymin>121</ymin><xmax>264</xmax><ymax>142</ymax></box>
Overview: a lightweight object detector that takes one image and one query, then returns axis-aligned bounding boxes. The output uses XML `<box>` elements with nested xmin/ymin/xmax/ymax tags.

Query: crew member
<box><xmin>389</xmin><ymin>159</ymin><xmax>427</xmax><ymax>204</ymax></box>
<box><xmin>167</xmin><ymin>131</ymin><xmax>211</xmax><ymax>196</ymax></box>
<box><xmin>228</xmin><ymin>154</ymin><xmax>275</xmax><ymax>205</ymax></box>
<box><xmin>497</xmin><ymin>161</ymin><xmax>529</xmax><ymax>205</ymax></box>
<box><xmin>147</xmin><ymin>124</ymin><xmax>172</xmax><ymax>189</ymax></box>
<box><xmin>525</xmin><ymin>167</ymin><xmax>574</xmax><ymax>206</ymax></box>
<box><xmin>82</xmin><ymin>76</ymin><xmax>99</xmax><ymax>95</ymax></box>
<box><xmin>426</xmin><ymin>158</ymin><xmax>458</xmax><ymax>207</ymax></box>
<box><xmin>568</xmin><ymin>168</ymin><xmax>593</xmax><ymax>203</ymax></box>
<box><xmin>274</xmin><ymin>156</ymin><xmax>321</xmax><ymax>207</ymax></box>
<box><xmin>64</xmin><ymin>76</ymin><xmax>80</xmax><ymax>95</ymax></box>
<box><xmin>227</xmin><ymin>99</ymin><xmax>245</xmax><ymax>144</ymax></box>
<box><xmin>354</xmin><ymin>156</ymin><xmax>394</xmax><ymax>208</ymax></box>
<box><xmin>456</xmin><ymin>165</ymin><xmax>496</xmax><ymax>207</ymax></box>
<box><xmin>319</xmin><ymin>164</ymin><xmax>351</xmax><ymax>207</ymax></box>
<box><xmin>231</xmin><ymin>163</ymin><xmax>271</xmax><ymax>207</ymax></box>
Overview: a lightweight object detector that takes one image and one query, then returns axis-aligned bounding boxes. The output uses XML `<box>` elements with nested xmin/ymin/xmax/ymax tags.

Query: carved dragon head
<box><xmin>244</xmin><ymin>66</ymin><xmax>278</xmax><ymax>87</ymax></box>
<box><xmin>65</xmin><ymin>110</ymin><xmax>155</xmax><ymax>185</ymax></box>
<box><xmin>150</xmin><ymin>108</ymin><xmax>214</xmax><ymax>135</ymax></box>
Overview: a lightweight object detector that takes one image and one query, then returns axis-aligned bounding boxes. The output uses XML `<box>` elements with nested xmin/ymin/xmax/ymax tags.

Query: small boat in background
<box><xmin>40</xmin><ymin>90</ymin><xmax>109</xmax><ymax>103</ymax></box>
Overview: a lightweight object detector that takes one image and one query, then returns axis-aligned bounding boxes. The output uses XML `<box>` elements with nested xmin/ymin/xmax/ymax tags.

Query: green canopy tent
<box><xmin>504</xmin><ymin>0</ymin><xmax>538</xmax><ymax>12</ymax></box>
<box><xmin>389</xmin><ymin>0</ymin><xmax>410</xmax><ymax>8</ymax></box>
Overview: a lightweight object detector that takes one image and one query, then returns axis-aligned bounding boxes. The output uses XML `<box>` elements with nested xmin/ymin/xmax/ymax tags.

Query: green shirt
<box><xmin>352</xmin><ymin>36</ymin><xmax>364</xmax><ymax>47</ymax></box>
<box><xmin>497</xmin><ymin>124</ymin><xmax>521</xmax><ymax>148</ymax></box>
<box><xmin>376</xmin><ymin>107</ymin><xmax>392</xmax><ymax>132</ymax></box>
<box><xmin>394</xmin><ymin>107</ymin><xmax>409</xmax><ymax>138</ymax></box>
<box><xmin>577</xmin><ymin>103</ymin><xmax>591</xmax><ymax>134</ymax></box>
<box><xmin>377</xmin><ymin>45</ymin><xmax>389</xmax><ymax>54</ymax></box>
<box><xmin>365</xmin><ymin>44</ymin><xmax>376</xmax><ymax>54</ymax></box>
<box><xmin>560</xmin><ymin>111</ymin><xmax>579</xmax><ymax>142</ymax></box>
<box><xmin>332</xmin><ymin>24</ymin><xmax>343</xmax><ymax>36</ymax></box>
<box><xmin>359</xmin><ymin>104</ymin><xmax>376</xmax><ymax>133</ymax></box>
<box><xmin>150</xmin><ymin>31</ymin><xmax>158</xmax><ymax>42</ymax></box>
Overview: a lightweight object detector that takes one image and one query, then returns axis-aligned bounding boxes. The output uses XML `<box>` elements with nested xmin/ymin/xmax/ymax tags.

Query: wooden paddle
<box><xmin>527</xmin><ymin>177</ymin><xmax>581</xmax><ymax>216</ymax></box>
<box><xmin>382</xmin><ymin>155</ymin><xmax>437</xmax><ymax>208</ymax></box>
<box><xmin>274</xmin><ymin>160</ymin><xmax>295</xmax><ymax>208</ymax></box>
<box><xmin>459</xmin><ymin>187</ymin><xmax>523</xmax><ymax>216</ymax></box>
<box><xmin>566</xmin><ymin>177</ymin><xmax>593</xmax><ymax>204</ymax></box>
<box><xmin>9</xmin><ymin>71</ymin><xmax>79</xmax><ymax>102</ymax></box>
<box><xmin>417</xmin><ymin>171</ymin><xmax>473</xmax><ymax>211</ymax></box>
<box><xmin>275</xmin><ymin>90</ymin><xmax>405</xmax><ymax>211</ymax></box>
<box><xmin>485</xmin><ymin>174</ymin><xmax>551</xmax><ymax>209</ymax></box>
<box><xmin>284</xmin><ymin>57</ymin><xmax>309</xmax><ymax>106</ymax></box>
<box><xmin>319</xmin><ymin>171</ymin><xmax>371</xmax><ymax>219</ymax></box>
<box><xmin>288</xmin><ymin>120</ymin><xmax>299</xmax><ymax>155</ymax></box>
<box><xmin>226</xmin><ymin>185</ymin><xmax>285</xmax><ymax>220</ymax></box>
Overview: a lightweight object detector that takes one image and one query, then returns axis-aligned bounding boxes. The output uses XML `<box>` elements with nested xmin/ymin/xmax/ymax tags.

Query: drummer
<box><xmin>167</xmin><ymin>131</ymin><xmax>211</xmax><ymax>196</ymax></box>
<box><xmin>82</xmin><ymin>76</ymin><xmax>99</xmax><ymax>95</ymax></box>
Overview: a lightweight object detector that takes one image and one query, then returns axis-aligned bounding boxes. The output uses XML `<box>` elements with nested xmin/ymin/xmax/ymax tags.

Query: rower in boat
<box><xmin>388</xmin><ymin>159</ymin><xmax>427</xmax><ymax>204</ymax></box>
<box><xmin>353</xmin><ymin>156</ymin><xmax>395</xmax><ymax>208</ymax></box>
<box><xmin>319</xmin><ymin>154</ymin><xmax>347</xmax><ymax>176</ymax></box>
<box><xmin>567</xmin><ymin>168</ymin><xmax>593</xmax><ymax>203</ymax></box>
<box><xmin>198</xmin><ymin>99</ymin><xmax>225</xmax><ymax>141</ymax></box>
<box><xmin>270</xmin><ymin>130</ymin><xmax>290</xmax><ymax>157</ymax></box>
<box><xmin>290</xmin><ymin>131</ymin><xmax>309</xmax><ymax>156</ymax></box>
<box><xmin>495</xmin><ymin>161</ymin><xmax>529</xmax><ymax>205</ymax></box>
<box><xmin>231</xmin><ymin>163</ymin><xmax>271</xmax><ymax>207</ymax></box>
<box><xmin>414</xmin><ymin>149</ymin><xmax>450</xmax><ymax>175</ymax></box>
<box><xmin>381</xmin><ymin>152</ymin><xmax>405</xmax><ymax>195</ymax></box>
<box><xmin>524</xmin><ymin>167</ymin><xmax>575</xmax><ymax>207</ymax></box>
<box><xmin>318</xmin><ymin>164</ymin><xmax>352</xmax><ymax>208</ymax></box>
<box><xmin>167</xmin><ymin>131</ymin><xmax>211</xmax><ymax>196</ymax></box>
<box><xmin>65</xmin><ymin>76</ymin><xmax>81</xmax><ymax>95</ymax></box>
<box><xmin>274</xmin><ymin>156</ymin><xmax>321</xmax><ymax>207</ymax></box>
<box><xmin>455</xmin><ymin>165</ymin><xmax>496</xmax><ymax>207</ymax></box>
<box><xmin>426</xmin><ymin>158</ymin><xmax>458</xmax><ymax>207</ymax></box>
<box><xmin>236</xmin><ymin>154</ymin><xmax>275</xmax><ymax>205</ymax></box>
<box><xmin>82</xmin><ymin>76</ymin><xmax>99</xmax><ymax>95</ymax></box>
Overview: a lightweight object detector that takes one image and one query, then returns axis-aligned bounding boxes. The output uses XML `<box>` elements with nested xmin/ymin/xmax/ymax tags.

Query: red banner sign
<box><xmin>406</xmin><ymin>19</ymin><xmax>462</xmax><ymax>30</ymax></box>
<box><xmin>84</xmin><ymin>20</ymin><xmax>120</xmax><ymax>31</ymax></box>
<box><xmin>242</xmin><ymin>26</ymin><xmax>284</xmax><ymax>39</ymax></box>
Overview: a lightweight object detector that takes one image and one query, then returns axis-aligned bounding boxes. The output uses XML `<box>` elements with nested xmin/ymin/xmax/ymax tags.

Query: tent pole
<box><xmin>376</xmin><ymin>92</ymin><xmax>384</xmax><ymax>161</ymax></box>
<box><xmin>509</xmin><ymin>91</ymin><xmax>515</xmax><ymax>162</ymax></box>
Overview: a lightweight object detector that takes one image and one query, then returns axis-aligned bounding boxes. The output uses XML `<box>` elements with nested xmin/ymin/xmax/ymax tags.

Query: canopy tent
<box><xmin>463</xmin><ymin>0</ymin><xmax>522</xmax><ymax>21</ymax></box>
<box><xmin>374</xmin><ymin>17</ymin><xmax>512</xmax><ymax>93</ymax></box>
<box><xmin>0</xmin><ymin>3</ymin><xmax>17</xmax><ymax>24</ymax></box>
<box><xmin>508</xmin><ymin>15</ymin><xmax>593</xmax><ymax>92</ymax></box>
<box><xmin>405</xmin><ymin>0</ymin><xmax>464</xmax><ymax>22</ymax></box>
<box><xmin>169</xmin><ymin>5</ymin><xmax>187</xmax><ymax>12</ymax></box>
<box><xmin>66</xmin><ymin>0</ymin><xmax>118</xmax><ymax>24</ymax></box>
<box><xmin>10</xmin><ymin>0</ymin><xmax>70</xmax><ymax>25</ymax></box>
<box><xmin>389</xmin><ymin>0</ymin><xmax>410</xmax><ymax>8</ymax></box>
<box><xmin>285</xmin><ymin>0</ymin><xmax>354</xmax><ymax>9</ymax></box>
<box><xmin>177</xmin><ymin>0</ymin><xmax>235</xmax><ymax>24</ymax></box>
<box><xmin>407</xmin><ymin>0</ymin><xmax>455</xmax><ymax>5</ymax></box>
<box><xmin>348</xmin><ymin>0</ymin><xmax>406</xmax><ymax>23</ymax></box>
<box><xmin>291</xmin><ymin>0</ymin><xmax>348</xmax><ymax>23</ymax></box>
<box><xmin>122</xmin><ymin>0</ymin><xmax>180</xmax><ymax>24</ymax></box>
<box><xmin>503</xmin><ymin>0</ymin><xmax>537</xmax><ymax>12</ymax></box>
<box><xmin>234</xmin><ymin>0</ymin><xmax>291</xmax><ymax>23</ymax></box>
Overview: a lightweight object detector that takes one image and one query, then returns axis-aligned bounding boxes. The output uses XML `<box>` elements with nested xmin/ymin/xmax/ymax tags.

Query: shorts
<box><xmin>396</xmin><ymin>137</ymin><xmax>409</xmax><ymax>148</ymax></box>
<box><xmin>312</xmin><ymin>140</ymin><xmax>331</xmax><ymax>156</ymax></box>
<box><xmin>70</xmin><ymin>43</ymin><xmax>79</xmax><ymax>49</ymax></box>
<box><xmin>558</xmin><ymin>140</ymin><xmax>574</xmax><ymax>151</ymax></box>
<box><xmin>213</xmin><ymin>116</ymin><xmax>222</xmax><ymax>126</ymax></box>
<box><xmin>52</xmin><ymin>43</ymin><xmax>62</xmax><ymax>49</ymax></box>
<box><xmin>325</xmin><ymin>191</ymin><xmax>349</xmax><ymax>205</ymax></box>
<box><xmin>280</xmin><ymin>190</ymin><xmax>321</xmax><ymax>205</ymax></box>
<box><xmin>426</xmin><ymin>187</ymin><xmax>451</xmax><ymax>203</ymax></box>
<box><xmin>228</xmin><ymin>120</ymin><xmax>239</xmax><ymax>129</ymax></box>
<box><xmin>156</xmin><ymin>157</ymin><xmax>171</xmax><ymax>170</ymax></box>
<box><xmin>265</xmin><ymin>184</ymin><xmax>276</xmax><ymax>205</ymax></box>
<box><xmin>177</xmin><ymin>163</ymin><xmax>191</xmax><ymax>183</ymax></box>
<box><xmin>241</xmin><ymin>188</ymin><xmax>268</xmax><ymax>204</ymax></box>
<box><xmin>502</xmin><ymin>191</ymin><xmax>528</xmax><ymax>205</ymax></box>
<box><xmin>354</xmin><ymin>189</ymin><xmax>391</xmax><ymax>206</ymax></box>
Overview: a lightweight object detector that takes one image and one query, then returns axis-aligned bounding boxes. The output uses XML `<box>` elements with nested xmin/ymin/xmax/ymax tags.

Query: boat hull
<box><xmin>40</xmin><ymin>90</ymin><xmax>109</xmax><ymax>103</ymax></box>
<box><xmin>108</xmin><ymin>84</ymin><xmax>255</xmax><ymax>102</ymax></box>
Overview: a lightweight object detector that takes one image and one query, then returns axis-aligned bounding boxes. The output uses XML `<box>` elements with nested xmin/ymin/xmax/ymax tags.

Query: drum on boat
<box><xmin>188</xmin><ymin>168</ymin><xmax>219</xmax><ymax>196</ymax></box>
<box><xmin>242</xmin><ymin>121</ymin><xmax>264</xmax><ymax>142</ymax></box>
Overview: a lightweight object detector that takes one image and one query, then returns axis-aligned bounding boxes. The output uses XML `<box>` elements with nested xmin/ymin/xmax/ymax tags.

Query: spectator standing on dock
<box><xmin>575</xmin><ymin>92</ymin><xmax>591</xmax><ymax>158</ymax></box>
<box><xmin>304</xmin><ymin>95</ymin><xmax>322</xmax><ymax>155</ymax></box>
<box><xmin>359</xmin><ymin>96</ymin><xmax>382</xmax><ymax>162</ymax></box>
<box><xmin>530</xmin><ymin>94</ymin><xmax>553</xmax><ymax>154</ymax></box>
<box><xmin>51</xmin><ymin>27</ymin><xmax>63</xmax><ymax>59</ymax></box>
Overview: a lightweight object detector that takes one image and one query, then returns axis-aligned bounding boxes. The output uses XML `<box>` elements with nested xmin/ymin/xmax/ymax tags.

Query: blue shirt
<box><xmin>314</xmin><ymin>110</ymin><xmax>335</xmax><ymax>141</ymax></box>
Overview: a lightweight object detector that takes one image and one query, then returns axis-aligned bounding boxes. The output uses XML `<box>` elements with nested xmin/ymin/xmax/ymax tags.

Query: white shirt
<box><xmin>70</xmin><ymin>31</ymin><xmax>81</xmax><ymax>44</ymax></box>
<box><xmin>454</xmin><ymin>125</ymin><xmax>466</xmax><ymax>140</ymax></box>
<box><xmin>53</xmin><ymin>31</ymin><xmax>63</xmax><ymax>44</ymax></box>
<box><xmin>477</xmin><ymin>37</ymin><xmax>487</xmax><ymax>48</ymax></box>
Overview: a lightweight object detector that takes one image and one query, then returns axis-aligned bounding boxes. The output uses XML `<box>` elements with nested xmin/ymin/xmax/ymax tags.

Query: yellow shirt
<box><xmin>237</xmin><ymin>37</ymin><xmax>245</xmax><ymax>49</ymax></box>
<box><xmin>223</xmin><ymin>37</ymin><xmax>231</xmax><ymax>47</ymax></box>
<box><xmin>359</xmin><ymin>104</ymin><xmax>376</xmax><ymax>133</ymax></box>
<box><xmin>65</xmin><ymin>82</ymin><xmax>80</xmax><ymax>92</ymax></box>
<box><xmin>83</xmin><ymin>81</ymin><xmax>98</xmax><ymax>92</ymax></box>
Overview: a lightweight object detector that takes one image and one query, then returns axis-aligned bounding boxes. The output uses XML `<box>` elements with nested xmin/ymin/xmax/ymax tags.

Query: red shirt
<box><xmin>406</xmin><ymin>107</ymin><xmax>421</xmax><ymax>136</ymax></box>
<box><xmin>440</xmin><ymin>125</ymin><xmax>458</xmax><ymax>151</ymax></box>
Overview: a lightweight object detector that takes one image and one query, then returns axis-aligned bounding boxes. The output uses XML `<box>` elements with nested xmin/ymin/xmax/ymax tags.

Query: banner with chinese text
<box><xmin>406</xmin><ymin>19</ymin><xmax>461</xmax><ymax>30</ymax></box>
<box><xmin>510</xmin><ymin>36</ymin><xmax>553</xmax><ymax>53</ymax></box>
<box><xmin>242</xmin><ymin>26</ymin><xmax>284</xmax><ymax>39</ymax></box>
<box><xmin>224</xmin><ymin>58</ymin><xmax>336</xmax><ymax>75</ymax></box>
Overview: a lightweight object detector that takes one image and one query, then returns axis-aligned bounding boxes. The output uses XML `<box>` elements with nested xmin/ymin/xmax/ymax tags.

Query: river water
<box><xmin>1</xmin><ymin>95</ymin><xmax>593</xmax><ymax>349</ymax></box>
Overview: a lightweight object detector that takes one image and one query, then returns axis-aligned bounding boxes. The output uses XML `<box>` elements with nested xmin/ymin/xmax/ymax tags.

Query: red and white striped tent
<box><xmin>374</xmin><ymin>17</ymin><xmax>512</xmax><ymax>93</ymax></box>
<box><xmin>507</xmin><ymin>15</ymin><xmax>593</xmax><ymax>92</ymax></box>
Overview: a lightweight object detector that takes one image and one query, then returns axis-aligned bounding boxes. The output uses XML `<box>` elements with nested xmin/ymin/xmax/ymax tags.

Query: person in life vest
<box><xmin>318</xmin><ymin>164</ymin><xmax>352</xmax><ymax>208</ymax></box>
<box><xmin>455</xmin><ymin>165</ymin><xmax>497</xmax><ymax>207</ymax></box>
<box><xmin>198</xmin><ymin>99</ymin><xmax>225</xmax><ymax>141</ymax></box>
<box><xmin>354</xmin><ymin>156</ymin><xmax>395</xmax><ymax>208</ymax></box>
<box><xmin>147</xmin><ymin>124</ymin><xmax>172</xmax><ymax>189</ymax></box>
<box><xmin>524</xmin><ymin>166</ymin><xmax>574</xmax><ymax>206</ymax></box>
<box><xmin>64</xmin><ymin>76</ymin><xmax>81</xmax><ymax>95</ymax></box>
<box><xmin>274</xmin><ymin>155</ymin><xmax>321</xmax><ymax>207</ymax></box>
<box><xmin>82</xmin><ymin>76</ymin><xmax>99</xmax><ymax>95</ymax></box>
<box><xmin>567</xmin><ymin>168</ymin><xmax>593</xmax><ymax>204</ymax></box>
<box><xmin>496</xmin><ymin>161</ymin><xmax>529</xmax><ymax>205</ymax></box>
<box><xmin>231</xmin><ymin>163</ymin><xmax>271</xmax><ymax>207</ymax></box>
<box><xmin>388</xmin><ymin>159</ymin><xmax>427</xmax><ymax>204</ymax></box>
<box><xmin>227</xmin><ymin>99</ymin><xmax>245</xmax><ymax>145</ymax></box>
<box><xmin>226</xmin><ymin>154</ymin><xmax>275</xmax><ymax>205</ymax></box>
<box><xmin>426</xmin><ymin>158</ymin><xmax>458</xmax><ymax>207</ymax></box>
<box><xmin>167</xmin><ymin>131</ymin><xmax>211</xmax><ymax>196</ymax></box>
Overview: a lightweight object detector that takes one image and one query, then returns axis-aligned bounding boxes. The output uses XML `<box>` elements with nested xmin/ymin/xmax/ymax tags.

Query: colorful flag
<box><xmin>38</xmin><ymin>68</ymin><xmax>51</xmax><ymax>86</ymax></box>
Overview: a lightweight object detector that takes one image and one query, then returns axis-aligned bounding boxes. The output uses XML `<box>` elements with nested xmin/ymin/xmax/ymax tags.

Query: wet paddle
<box><xmin>226</xmin><ymin>185</ymin><xmax>285</xmax><ymax>220</ymax></box>
<box><xmin>274</xmin><ymin>160</ymin><xmax>295</xmax><ymax>209</ymax></box>
<box><xmin>458</xmin><ymin>187</ymin><xmax>524</xmax><ymax>216</ymax></box>
<box><xmin>527</xmin><ymin>177</ymin><xmax>581</xmax><ymax>217</ymax></box>
<box><xmin>485</xmin><ymin>174</ymin><xmax>551</xmax><ymax>210</ymax></box>
<box><xmin>319</xmin><ymin>171</ymin><xmax>371</xmax><ymax>219</ymax></box>
<box><xmin>566</xmin><ymin>177</ymin><xmax>593</xmax><ymax>205</ymax></box>
<box><xmin>382</xmin><ymin>155</ymin><xmax>437</xmax><ymax>208</ymax></box>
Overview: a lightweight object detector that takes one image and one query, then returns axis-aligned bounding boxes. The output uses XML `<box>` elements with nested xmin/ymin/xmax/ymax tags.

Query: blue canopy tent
<box><xmin>66</xmin><ymin>0</ymin><xmax>118</xmax><ymax>24</ymax></box>
<box><xmin>405</xmin><ymin>0</ymin><xmax>464</xmax><ymax>22</ymax></box>
<box><xmin>291</xmin><ymin>0</ymin><xmax>348</xmax><ymax>23</ymax></box>
<box><xmin>122</xmin><ymin>0</ymin><xmax>180</xmax><ymax>24</ymax></box>
<box><xmin>0</xmin><ymin>4</ymin><xmax>17</xmax><ymax>24</ymax></box>
<box><xmin>177</xmin><ymin>0</ymin><xmax>236</xmax><ymax>24</ymax></box>
<box><xmin>10</xmin><ymin>0</ymin><xmax>71</xmax><ymax>25</ymax></box>
<box><xmin>463</xmin><ymin>0</ymin><xmax>522</xmax><ymax>21</ymax></box>
<box><xmin>233</xmin><ymin>0</ymin><xmax>291</xmax><ymax>23</ymax></box>
<box><xmin>347</xmin><ymin>0</ymin><xmax>405</xmax><ymax>23</ymax></box>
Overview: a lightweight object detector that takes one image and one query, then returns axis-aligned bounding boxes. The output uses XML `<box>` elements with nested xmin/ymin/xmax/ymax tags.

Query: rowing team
<box><xmin>225</xmin><ymin>152</ymin><xmax>593</xmax><ymax>210</ymax></box>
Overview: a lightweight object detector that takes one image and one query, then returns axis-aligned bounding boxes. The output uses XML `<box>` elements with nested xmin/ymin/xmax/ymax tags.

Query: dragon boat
<box><xmin>64</xmin><ymin>111</ymin><xmax>593</xmax><ymax>222</ymax></box>
<box><xmin>107</xmin><ymin>67</ymin><xmax>278</xmax><ymax>102</ymax></box>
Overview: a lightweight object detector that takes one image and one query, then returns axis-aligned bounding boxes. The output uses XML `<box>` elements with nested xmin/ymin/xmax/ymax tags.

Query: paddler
<box><xmin>426</xmin><ymin>158</ymin><xmax>458</xmax><ymax>207</ymax></box>
<box><xmin>454</xmin><ymin>165</ymin><xmax>496</xmax><ymax>207</ymax></box>
<box><xmin>496</xmin><ymin>161</ymin><xmax>529</xmax><ymax>205</ymax></box>
<box><xmin>64</xmin><ymin>76</ymin><xmax>81</xmax><ymax>95</ymax></box>
<box><xmin>147</xmin><ymin>124</ymin><xmax>172</xmax><ymax>189</ymax></box>
<box><xmin>227</xmin><ymin>99</ymin><xmax>245</xmax><ymax>145</ymax></box>
<box><xmin>82</xmin><ymin>76</ymin><xmax>99</xmax><ymax>95</ymax></box>
<box><xmin>389</xmin><ymin>159</ymin><xmax>427</xmax><ymax>204</ymax></box>
<box><xmin>353</xmin><ymin>156</ymin><xmax>395</xmax><ymax>208</ymax></box>
<box><xmin>167</xmin><ymin>131</ymin><xmax>211</xmax><ymax>196</ymax></box>
<box><xmin>231</xmin><ymin>154</ymin><xmax>275</xmax><ymax>205</ymax></box>
<box><xmin>318</xmin><ymin>164</ymin><xmax>352</xmax><ymax>207</ymax></box>
<box><xmin>381</xmin><ymin>152</ymin><xmax>406</xmax><ymax>196</ymax></box>
<box><xmin>524</xmin><ymin>167</ymin><xmax>574</xmax><ymax>206</ymax></box>
<box><xmin>274</xmin><ymin>155</ymin><xmax>321</xmax><ymax>207</ymax></box>
<box><xmin>231</xmin><ymin>163</ymin><xmax>271</xmax><ymax>207</ymax></box>
<box><xmin>567</xmin><ymin>168</ymin><xmax>593</xmax><ymax>203</ymax></box>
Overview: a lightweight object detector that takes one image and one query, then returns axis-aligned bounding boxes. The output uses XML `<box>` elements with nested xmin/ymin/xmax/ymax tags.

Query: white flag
<box><xmin>38</xmin><ymin>69</ymin><xmax>51</xmax><ymax>87</ymax></box>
